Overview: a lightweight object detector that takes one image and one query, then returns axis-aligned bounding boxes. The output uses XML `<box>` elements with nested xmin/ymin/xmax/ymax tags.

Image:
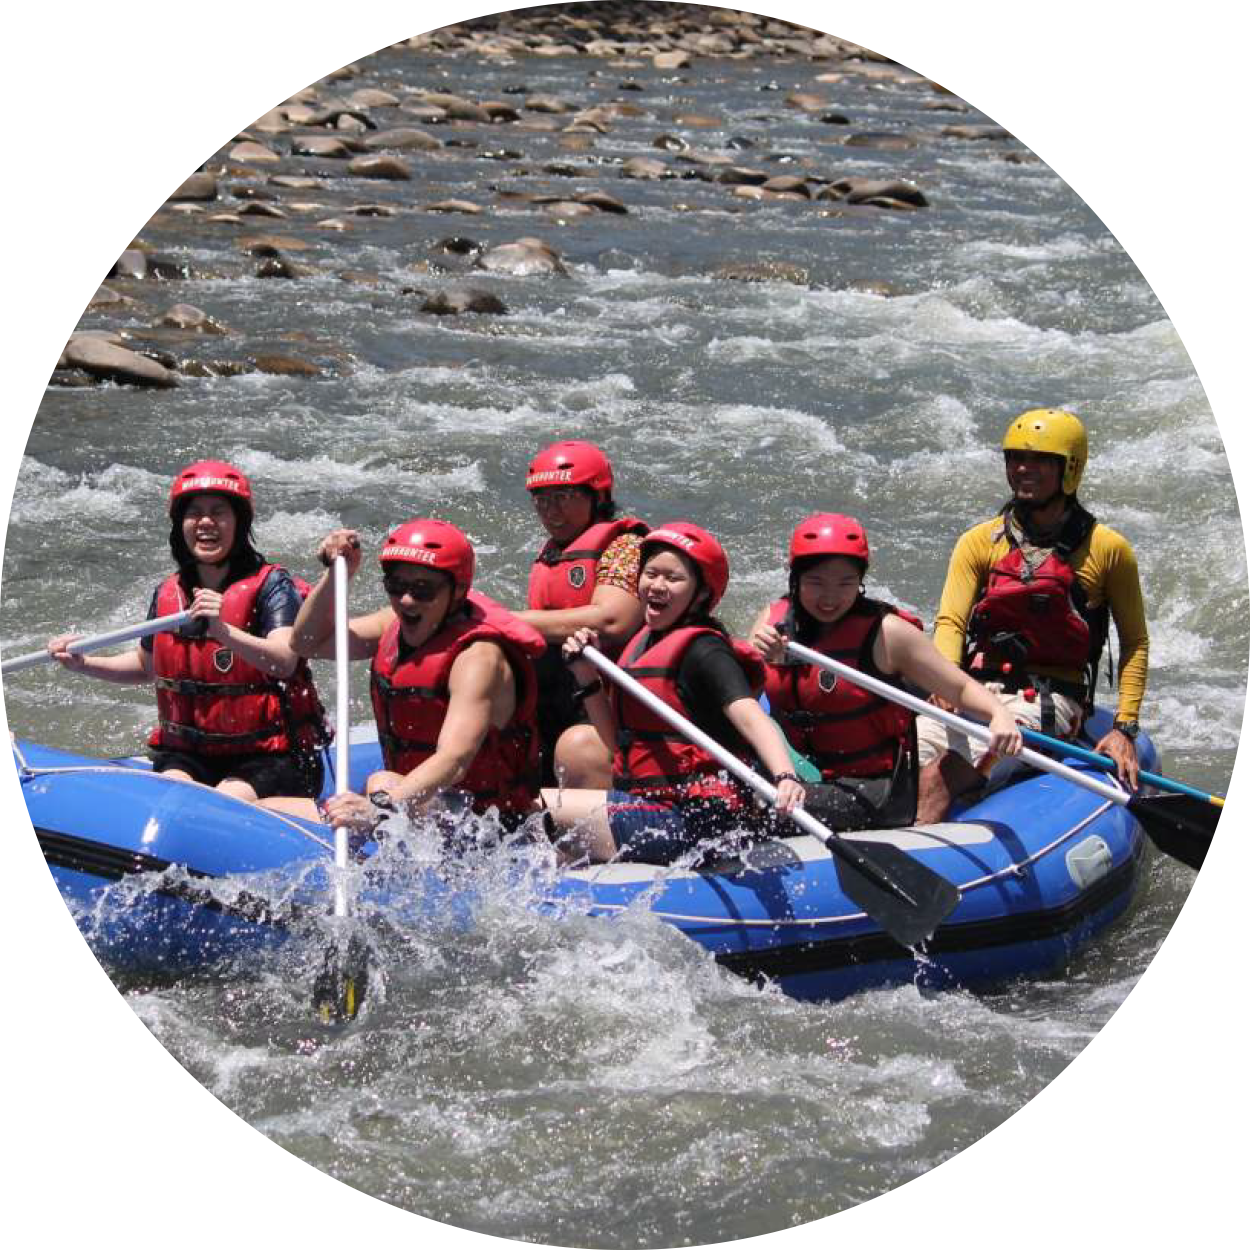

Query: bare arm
<box><xmin>877</xmin><ymin>615</ymin><xmax>1022</xmax><ymax>758</ymax></box>
<box><xmin>563</xmin><ymin>628</ymin><xmax>619</xmax><ymax>755</ymax></box>
<box><xmin>291</xmin><ymin>528</ymin><xmax>387</xmax><ymax>660</ymax></box>
<box><xmin>723</xmin><ymin>697</ymin><xmax>805</xmax><ymax>813</ymax></box>
<box><xmin>517</xmin><ymin>583</ymin><xmax>644</xmax><ymax>651</ymax></box>
<box><xmin>390</xmin><ymin>641</ymin><xmax>514</xmax><ymax>806</ymax></box>
<box><xmin>46</xmin><ymin>635</ymin><xmax>152</xmax><ymax>685</ymax></box>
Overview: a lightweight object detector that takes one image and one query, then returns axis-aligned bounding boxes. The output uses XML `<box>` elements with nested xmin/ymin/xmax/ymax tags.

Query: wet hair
<box><xmin>786</xmin><ymin>554</ymin><xmax>867</xmax><ymax>644</ymax></box>
<box><xmin>169</xmin><ymin>494</ymin><xmax>265</xmax><ymax>588</ymax></box>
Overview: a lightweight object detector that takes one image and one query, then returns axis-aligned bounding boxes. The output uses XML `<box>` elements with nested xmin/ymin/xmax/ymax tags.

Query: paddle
<box><xmin>1017</xmin><ymin>724</ymin><xmax>1225</xmax><ymax>809</ymax></box>
<box><xmin>581</xmin><ymin>645</ymin><xmax>960</xmax><ymax>949</ymax></box>
<box><xmin>784</xmin><ymin>639</ymin><xmax>1219</xmax><ymax>872</ymax></box>
<box><xmin>1</xmin><ymin>609</ymin><xmax>195</xmax><ymax>675</ymax></box>
<box><xmin>311</xmin><ymin>555</ymin><xmax>368</xmax><ymax>1022</ymax></box>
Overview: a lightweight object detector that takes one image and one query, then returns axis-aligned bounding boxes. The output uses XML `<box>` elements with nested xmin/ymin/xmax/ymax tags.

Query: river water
<box><xmin>1</xmin><ymin>7</ymin><xmax>1244</xmax><ymax>1246</ymax></box>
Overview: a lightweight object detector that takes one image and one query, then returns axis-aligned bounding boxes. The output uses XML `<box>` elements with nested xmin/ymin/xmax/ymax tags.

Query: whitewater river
<box><xmin>1</xmin><ymin>12</ymin><xmax>1244</xmax><ymax>1246</ymax></box>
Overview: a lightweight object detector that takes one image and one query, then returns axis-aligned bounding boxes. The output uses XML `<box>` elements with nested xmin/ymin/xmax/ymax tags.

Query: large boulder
<box><xmin>420</xmin><ymin>287</ymin><xmax>508</xmax><ymax>315</ymax></box>
<box><xmin>62</xmin><ymin>336</ymin><xmax>179</xmax><ymax>388</ymax></box>
<box><xmin>475</xmin><ymin>238</ymin><xmax>568</xmax><ymax>277</ymax></box>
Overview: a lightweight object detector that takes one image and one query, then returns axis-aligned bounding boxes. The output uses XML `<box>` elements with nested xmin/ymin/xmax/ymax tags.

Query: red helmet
<box><xmin>788</xmin><ymin>513</ymin><xmax>870</xmax><ymax>567</ymax></box>
<box><xmin>168</xmin><ymin>460</ymin><xmax>253</xmax><ymax>516</ymax></box>
<box><xmin>379</xmin><ymin>518</ymin><xmax>475</xmax><ymax>590</ymax></box>
<box><xmin>641</xmin><ymin>521</ymin><xmax>730</xmax><ymax>611</ymax></box>
<box><xmin>525</xmin><ymin>440</ymin><xmax>613</xmax><ymax>495</ymax></box>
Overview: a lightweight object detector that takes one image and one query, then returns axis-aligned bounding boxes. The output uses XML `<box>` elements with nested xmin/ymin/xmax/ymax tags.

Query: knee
<box><xmin>553</xmin><ymin>725</ymin><xmax>611</xmax><ymax>790</ymax></box>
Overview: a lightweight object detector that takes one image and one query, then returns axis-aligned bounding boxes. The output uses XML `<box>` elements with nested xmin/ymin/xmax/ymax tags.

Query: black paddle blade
<box><xmin>312</xmin><ymin>930</ymin><xmax>370</xmax><ymax>1024</ymax></box>
<box><xmin>828</xmin><ymin>836</ymin><xmax>961</xmax><ymax>950</ymax></box>
<box><xmin>1129</xmin><ymin>793</ymin><xmax>1220</xmax><ymax>871</ymax></box>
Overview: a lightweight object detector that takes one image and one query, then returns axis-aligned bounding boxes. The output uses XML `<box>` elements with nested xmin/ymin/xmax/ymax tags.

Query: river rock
<box><xmin>525</xmin><ymin>94</ymin><xmax>576</xmax><ymax>113</ymax></box>
<box><xmin>63</xmin><ymin>336</ymin><xmax>178</xmax><ymax>388</ymax></box>
<box><xmin>87</xmin><ymin>285</ymin><xmax>128</xmax><ymax>309</ymax></box>
<box><xmin>363</xmin><ymin>127</ymin><xmax>441</xmax><ymax>151</ymax></box>
<box><xmin>475</xmin><ymin>238</ymin><xmax>568</xmax><ymax>277</ymax></box>
<box><xmin>819</xmin><ymin>178</ymin><xmax>929</xmax><ymax>207</ymax></box>
<box><xmin>617</xmin><ymin>157</ymin><xmax>670</xmax><ymax>180</ymax></box>
<box><xmin>577</xmin><ymin>190</ymin><xmax>627</xmax><ymax>214</ymax></box>
<box><xmin>400</xmin><ymin>102</ymin><xmax>449</xmax><ymax>125</ymax></box>
<box><xmin>169</xmin><ymin>172</ymin><xmax>218</xmax><ymax>202</ymax></box>
<box><xmin>291</xmin><ymin>135</ymin><xmax>352</xmax><ymax>158</ymax></box>
<box><xmin>942</xmin><ymin>124</ymin><xmax>1012</xmax><ymax>141</ymax></box>
<box><xmin>785</xmin><ymin>92</ymin><xmax>827</xmax><ymax>111</ymax></box>
<box><xmin>111</xmin><ymin>248</ymin><xmax>149</xmax><ymax>279</ymax></box>
<box><xmin>347</xmin><ymin>87</ymin><xmax>400</xmax><ymax>109</ymax></box>
<box><xmin>415</xmin><ymin>92</ymin><xmax>493</xmax><ymax>123</ymax></box>
<box><xmin>269</xmin><ymin>175</ymin><xmax>319</xmax><ymax>190</ymax></box>
<box><xmin>156</xmin><ymin>303</ymin><xmax>227</xmax><ymax>333</ymax></box>
<box><xmin>256</xmin><ymin>255</ymin><xmax>316</xmax><ymax>279</ymax></box>
<box><xmin>542</xmin><ymin>201</ymin><xmax>597</xmax><ymax>221</ymax></box>
<box><xmin>714</xmin><ymin>261</ymin><xmax>810</xmax><ymax>285</ymax></box>
<box><xmin>762</xmin><ymin>176</ymin><xmax>811</xmax><ymax>197</ymax></box>
<box><xmin>230</xmin><ymin>140</ymin><xmax>280</xmax><ymax>163</ymax></box>
<box><xmin>420</xmin><ymin>287</ymin><xmax>508</xmax><ymax>315</ymax></box>
<box><xmin>654</xmin><ymin>50</ymin><xmax>691</xmax><ymax>70</ymax></box>
<box><xmin>844</xmin><ymin>132</ymin><xmax>919</xmax><ymax>150</ymax></box>
<box><xmin>238</xmin><ymin>202</ymin><xmax>288</xmax><ymax>218</ymax></box>
<box><xmin>346</xmin><ymin>154</ymin><xmax>413</xmax><ymax>180</ymax></box>
<box><xmin>717</xmin><ymin>166</ymin><xmax>769</xmax><ymax>186</ymax></box>
<box><xmin>426</xmin><ymin>199</ymin><xmax>483</xmax><ymax>214</ymax></box>
<box><xmin>250</xmin><ymin>352</ymin><xmax>321</xmax><ymax>376</ymax></box>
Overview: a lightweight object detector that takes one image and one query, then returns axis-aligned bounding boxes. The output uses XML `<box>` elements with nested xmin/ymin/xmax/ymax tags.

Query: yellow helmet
<box><xmin>1002</xmin><ymin>408</ymin><xmax>1087</xmax><ymax>496</ymax></box>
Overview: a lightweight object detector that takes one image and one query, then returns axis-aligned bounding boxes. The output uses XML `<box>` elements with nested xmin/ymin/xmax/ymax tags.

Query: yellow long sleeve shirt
<box><xmin>932</xmin><ymin>515</ymin><xmax>1149</xmax><ymax>722</ymax></box>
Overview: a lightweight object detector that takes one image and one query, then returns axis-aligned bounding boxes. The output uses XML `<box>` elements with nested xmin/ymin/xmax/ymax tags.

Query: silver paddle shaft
<box><xmin>582</xmin><ymin>645</ymin><xmax>846</xmax><ymax>846</ymax></box>
<box><xmin>2</xmin><ymin>609</ymin><xmax>196</xmax><ymax>675</ymax></box>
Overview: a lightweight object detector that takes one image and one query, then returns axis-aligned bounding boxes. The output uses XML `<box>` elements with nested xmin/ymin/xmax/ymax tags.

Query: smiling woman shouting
<box><xmin>541</xmin><ymin>522</ymin><xmax>805</xmax><ymax>865</ymax></box>
<box><xmin>44</xmin><ymin>459</ymin><xmax>329</xmax><ymax>803</ymax></box>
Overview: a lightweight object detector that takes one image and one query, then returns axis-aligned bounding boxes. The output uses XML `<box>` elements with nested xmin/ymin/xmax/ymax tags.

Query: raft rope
<box><xmin>11</xmin><ymin>741</ymin><xmax>334</xmax><ymax>852</ymax></box>
<box><xmin>584</xmin><ymin>800</ymin><xmax>1118</xmax><ymax>929</ymax></box>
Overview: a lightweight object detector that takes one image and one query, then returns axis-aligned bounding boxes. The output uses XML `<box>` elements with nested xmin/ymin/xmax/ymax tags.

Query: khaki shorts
<box><xmin>915</xmin><ymin>684</ymin><xmax>1082</xmax><ymax>768</ymax></box>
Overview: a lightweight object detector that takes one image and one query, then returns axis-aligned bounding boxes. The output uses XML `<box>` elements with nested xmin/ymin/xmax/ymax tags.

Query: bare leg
<box><xmin>259</xmin><ymin>768</ymin><xmax>406</xmax><ymax>823</ymax></box>
<box><xmin>539</xmin><ymin>787</ymin><xmax>617</xmax><ymax>862</ymax></box>
<box><xmin>915</xmin><ymin>752</ymin><xmax>984</xmax><ymax>824</ymax></box>
<box><xmin>217</xmin><ymin>777</ymin><xmax>260</xmax><ymax>803</ymax></box>
<box><xmin>259</xmin><ymin>795</ymin><xmax>323</xmax><ymax>820</ymax></box>
<box><xmin>552</xmin><ymin>724</ymin><xmax>613</xmax><ymax>790</ymax></box>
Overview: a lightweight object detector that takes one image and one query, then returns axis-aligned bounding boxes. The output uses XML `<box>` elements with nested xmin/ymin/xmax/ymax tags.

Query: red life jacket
<box><xmin>966</xmin><ymin>504</ymin><xmax>1098</xmax><ymax>678</ymax></box>
<box><xmin>149</xmin><ymin>566</ymin><xmax>328</xmax><ymax>757</ymax></box>
<box><xmin>611</xmin><ymin>624</ymin><xmax>767</xmax><ymax>805</ymax></box>
<box><xmin>369</xmin><ymin>591</ymin><xmax>545</xmax><ymax>815</ymax></box>
<box><xmin>527</xmin><ymin>516</ymin><xmax>648</xmax><ymax>611</ymax></box>
<box><xmin>764</xmin><ymin>597</ymin><xmax>918</xmax><ymax>779</ymax></box>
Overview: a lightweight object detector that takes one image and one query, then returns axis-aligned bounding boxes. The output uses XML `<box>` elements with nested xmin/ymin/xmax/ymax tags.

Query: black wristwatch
<box><xmin>369</xmin><ymin>790</ymin><xmax>398</xmax><ymax>813</ymax></box>
<box><xmin>570</xmin><ymin>676</ymin><xmax>604</xmax><ymax>706</ymax></box>
<box><xmin>1112</xmin><ymin>720</ymin><xmax>1140</xmax><ymax>740</ymax></box>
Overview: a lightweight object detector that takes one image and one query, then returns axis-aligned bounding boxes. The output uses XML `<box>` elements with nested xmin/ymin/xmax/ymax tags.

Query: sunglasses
<box><xmin>382</xmin><ymin>574</ymin><xmax>446</xmax><ymax>601</ymax></box>
<box><xmin>531</xmin><ymin>486</ymin><xmax>587</xmax><ymax>510</ymax></box>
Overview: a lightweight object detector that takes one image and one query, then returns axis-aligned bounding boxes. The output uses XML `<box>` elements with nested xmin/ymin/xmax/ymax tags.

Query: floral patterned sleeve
<box><xmin>595</xmin><ymin>533</ymin><xmax>643</xmax><ymax>595</ymax></box>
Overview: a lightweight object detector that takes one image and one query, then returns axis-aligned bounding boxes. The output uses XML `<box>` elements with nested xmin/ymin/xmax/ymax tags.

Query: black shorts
<box><xmin>147</xmin><ymin>747</ymin><xmax>325</xmax><ymax>800</ymax></box>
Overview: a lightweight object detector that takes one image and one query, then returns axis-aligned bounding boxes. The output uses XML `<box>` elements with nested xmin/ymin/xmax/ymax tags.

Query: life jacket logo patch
<box><xmin>818</xmin><ymin>669</ymin><xmax>837</xmax><ymax>693</ymax></box>
<box><xmin>213</xmin><ymin>649</ymin><xmax>235</xmax><ymax>674</ymax></box>
<box><xmin>568</xmin><ymin>566</ymin><xmax>587</xmax><ymax>590</ymax></box>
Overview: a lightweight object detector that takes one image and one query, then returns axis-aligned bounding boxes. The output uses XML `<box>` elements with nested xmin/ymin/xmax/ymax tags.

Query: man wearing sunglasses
<box><xmin>269</xmin><ymin>518</ymin><xmax>545</xmax><ymax>835</ymax></box>
<box><xmin>518</xmin><ymin>440</ymin><xmax>648</xmax><ymax>789</ymax></box>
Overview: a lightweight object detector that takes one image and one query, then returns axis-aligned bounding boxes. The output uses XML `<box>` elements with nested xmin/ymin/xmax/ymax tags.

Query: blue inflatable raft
<box><xmin>14</xmin><ymin>709</ymin><xmax>1153</xmax><ymax>1000</ymax></box>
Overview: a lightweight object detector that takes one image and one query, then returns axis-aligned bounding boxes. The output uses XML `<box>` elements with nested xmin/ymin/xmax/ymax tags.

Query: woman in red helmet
<box><xmin>747</xmin><ymin>513</ymin><xmax>1022</xmax><ymax>830</ymax></box>
<box><xmin>541</xmin><ymin>522</ymin><xmax>804</xmax><ymax>865</ymax></box>
<box><xmin>518</xmin><ymin>439</ymin><xmax>648</xmax><ymax>790</ymax></box>
<box><xmin>270</xmin><ymin>518</ymin><xmax>545</xmax><ymax>834</ymax></box>
<box><xmin>46</xmin><ymin>460</ymin><xmax>328</xmax><ymax>802</ymax></box>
